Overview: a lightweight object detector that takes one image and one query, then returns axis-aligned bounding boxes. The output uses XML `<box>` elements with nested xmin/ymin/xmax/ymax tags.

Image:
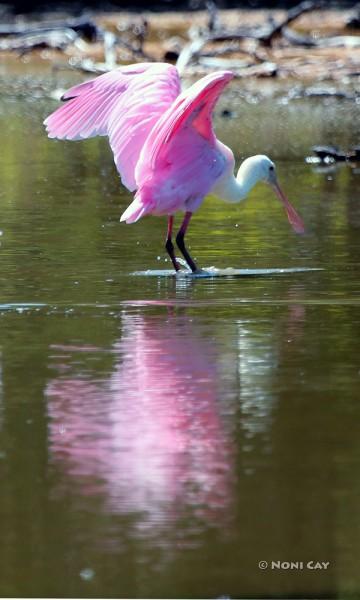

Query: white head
<box><xmin>237</xmin><ymin>155</ymin><xmax>305</xmax><ymax>234</ymax></box>
<box><xmin>237</xmin><ymin>155</ymin><xmax>277</xmax><ymax>186</ymax></box>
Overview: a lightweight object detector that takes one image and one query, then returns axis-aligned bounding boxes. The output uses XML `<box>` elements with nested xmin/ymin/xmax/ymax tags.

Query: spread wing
<box><xmin>44</xmin><ymin>63</ymin><xmax>181</xmax><ymax>191</ymax></box>
<box><xmin>120</xmin><ymin>71</ymin><xmax>233</xmax><ymax>223</ymax></box>
<box><xmin>136</xmin><ymin>70</ymin><xmax>233</xmax><ymax>180</ymax></box>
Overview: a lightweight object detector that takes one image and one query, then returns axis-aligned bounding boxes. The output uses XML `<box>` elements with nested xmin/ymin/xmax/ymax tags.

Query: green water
<box><xmin>0</xmin><ymin>86</ymin><xmax>359</xmax><ymax>598</ymax></box>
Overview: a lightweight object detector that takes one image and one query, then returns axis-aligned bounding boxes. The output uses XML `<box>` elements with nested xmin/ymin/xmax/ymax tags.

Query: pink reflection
<box><xmin>46</xmin><ymin>312</ymin><xmax>234</xmax><ymax>531</ymax></box>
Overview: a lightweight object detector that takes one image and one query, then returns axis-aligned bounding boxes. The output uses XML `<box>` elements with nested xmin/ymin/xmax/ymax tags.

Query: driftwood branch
<box><xmin>0</xmin><ymin>17</ymin><xmax>100</xmax><ymax>41</ymax></box>
<box><xmin>260</xmin><ymin>0</ymin><xmax>323</xmax><ymax>45</ymax></box>
<box><xmin>176</xmin><ymin>0</ymin><xmax>326</xmax><ymax>75</ymax></box>
<box><xmin>208</xmin><ymin>0</ymin><xmax>323</xmax><ymax>46</ymax></box>
<box><xmin>0</xmin><ymin>29</ymin><xmax>85</xmax><ymax>53</ymax></box>
<box><xmin>311</xmin><ymin>145</ymin><xmax>360</xmax><ymax>162</ymax></box>
<box><xmin>283</xmin><ymin>25</ymin><xmax>360</xmax><ymax>48</ymax></box>
<box><xmin>206</xmin><ymin>0</ymin><xmax>220</xmax><ymax>33</ymax></box>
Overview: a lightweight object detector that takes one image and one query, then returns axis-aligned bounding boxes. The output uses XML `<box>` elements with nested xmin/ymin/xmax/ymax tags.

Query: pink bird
<box><xmin>44</xmin><ymin>62</ymin><xmax>305</xmax><ymax>273</ymax></box>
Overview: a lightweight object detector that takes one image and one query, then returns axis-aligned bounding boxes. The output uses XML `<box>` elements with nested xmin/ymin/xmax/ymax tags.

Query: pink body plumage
<box><xmin>44</xmin><ymin>63</ymin><xmax>233</xmax><ymax>224</ymax></box>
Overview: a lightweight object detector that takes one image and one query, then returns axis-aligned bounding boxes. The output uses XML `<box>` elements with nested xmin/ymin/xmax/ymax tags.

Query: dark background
<box><xmin>0</xmin><ymin>0</ymin><xmax>357</xmax><ymax>15</ymax></box>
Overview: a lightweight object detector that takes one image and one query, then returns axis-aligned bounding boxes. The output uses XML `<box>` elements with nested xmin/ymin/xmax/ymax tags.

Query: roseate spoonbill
<box><xmin>44</xmin><ymin>62</ymin><xmax>305</xmax><ymax>273</ymax></box>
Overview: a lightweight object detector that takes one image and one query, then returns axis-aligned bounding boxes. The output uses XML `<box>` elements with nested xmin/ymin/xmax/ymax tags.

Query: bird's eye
<box><xmin>269</xmin><ymin>165</ymin><xmax>274</xmax><ymax>171</ymax></box>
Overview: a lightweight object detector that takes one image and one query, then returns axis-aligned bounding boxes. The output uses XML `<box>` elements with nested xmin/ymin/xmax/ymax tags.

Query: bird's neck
<box><xmin>212</xmin><ymin>162</ymin><xmax>259</xmax><ymax>204</ymax></box>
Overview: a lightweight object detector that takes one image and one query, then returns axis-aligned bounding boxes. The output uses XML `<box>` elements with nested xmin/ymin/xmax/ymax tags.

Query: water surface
<box><xmin>0</xmin><ymin>87</ymin><xmax>359</xmax><ymax>598</ymax></box>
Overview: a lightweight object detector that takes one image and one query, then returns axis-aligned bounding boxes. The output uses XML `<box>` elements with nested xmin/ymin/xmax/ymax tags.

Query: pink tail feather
<box><xmin>120</xmin><ymin>189</ymin><xmax>155</xmax><ymax>224</ymax></box>
<box><xmin>120</xmin><ymin>200</ymin><xmax>148</xmax><ymax>224</ymax></box>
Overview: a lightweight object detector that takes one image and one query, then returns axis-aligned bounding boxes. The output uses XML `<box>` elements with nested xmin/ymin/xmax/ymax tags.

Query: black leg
<box><xmin>175</xmin><ymin>211</ymin><xmax>198</xmax><ymax>273</ymax></box>
<box><xmin>165</xmin><ymin>215</ymin><xmax>180</xmax><ymax>272</ymax></box>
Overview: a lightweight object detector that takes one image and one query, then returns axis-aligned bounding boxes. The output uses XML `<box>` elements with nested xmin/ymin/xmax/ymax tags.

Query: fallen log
<box><xmin>208</xmin><ymin>0</ymin><xmax>323</xmax><ymax>46</ymax></box>
<box><xmin>310</xmin><ymin>145</ymin><xmax>360</xmax><ymax>163</ymax></box>
<box><xmin>0</xmin><ymin>29</ymin><xmax>84</xmax><ymax>53</ymax></box>
<box><xmin>288</xmin><ymin>86</ymin><xmax>357</xmax><ymax>100</ymax></box>
<box><xmin>0</xmin><ymin>17</ymin><xmax>100</xmax><ymax>42</ymax></box>
<box><xmin>283</xmin><ymin>26</ymin><xmax>360</xmax><ymax>48</ymax></box>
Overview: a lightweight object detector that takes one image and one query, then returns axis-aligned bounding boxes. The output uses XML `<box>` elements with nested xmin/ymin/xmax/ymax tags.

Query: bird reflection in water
<box><xmin>46</xmin><ymin>310</ymin><xmax>234</xmax><ymax>541</ymax></box>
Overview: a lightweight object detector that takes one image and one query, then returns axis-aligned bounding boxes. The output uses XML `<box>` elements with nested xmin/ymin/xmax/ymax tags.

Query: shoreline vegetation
<box><xmin>0</xmin><ymin>1</ymin><xmax>359</xmax><ymax>90</ymax></box>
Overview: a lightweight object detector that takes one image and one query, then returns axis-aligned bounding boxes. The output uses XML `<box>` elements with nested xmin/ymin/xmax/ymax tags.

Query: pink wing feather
<box><xmin>120</xmin><ymin>71</ymin><xmax>234</xmax><ymax>223</ymax></box>
<box><xmin>137</xmin><ymin>70</ymin><xmax>233</xmax><ymax>174</ymax></box>
<box><xmin>44</xmin><ymin>63</ymin><xmax>181</xmax><ymax>191</ymax></box>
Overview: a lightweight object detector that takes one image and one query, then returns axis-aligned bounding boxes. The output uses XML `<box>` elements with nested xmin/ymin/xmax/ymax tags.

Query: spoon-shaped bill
<box><xmin>272</xmin><ymin>182</ymin><xmax>305</xmax><ymax>234</ymax></box>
